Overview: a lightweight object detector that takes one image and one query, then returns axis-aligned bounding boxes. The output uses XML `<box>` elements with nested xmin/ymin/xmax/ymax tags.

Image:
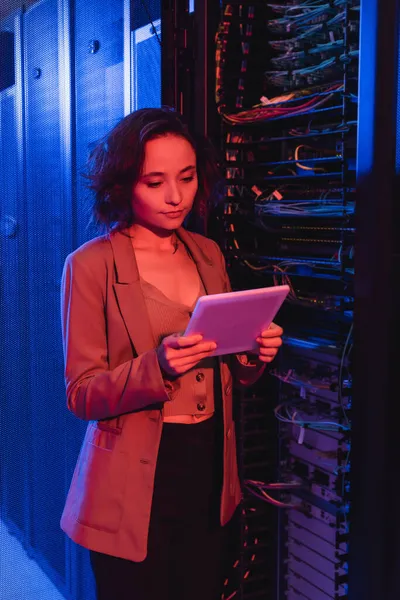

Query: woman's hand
<box><xmin>156</xmin><ymin>333</ymin><xmax>217</xmax><ymax>377</ymax></box>
<box><xmin>254</xmin><ymin>322</ymin><xmax>283</xmax><ymax>363</ymax></box>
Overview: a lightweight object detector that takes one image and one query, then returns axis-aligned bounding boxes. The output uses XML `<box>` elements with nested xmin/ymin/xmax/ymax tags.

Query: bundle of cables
<box><xmin>267</xmin><ymin>3</ymin><xmax>337</xmax><ymax>36</ymax></box>
<box><xmin>255</xmin><ymin>188</ymin><xmax>355</xmax><ymax>218</ymax></box>
<box><xmin>270</xmin><ymin>367</ymin><xmax>340</xmax><ymax>391</ymax></box>
<box><xmin>274</xmin><ymin>402</ymin><xmax>350</xmax><ymax>431</ymax></box>
<box><xmin>244</xmin><ymin>480</ymin><xmax>302</xmax><ymax>508</ymax></box>
<box><xmin>214</xmin><ymin>4</ymin><xmax>344</xmax><ymax>120</ymax></box>
<box><xmin>255</xmin><ymin>200</ymin><xmax>355</xmax><ymax>217</ymax></box>
<box><xmin>219</xmin><ymin>82</ymin><xmax>343</xmax><ymax>124</ymax></box>
<box><xmin>267</xmin><ymin>0</ymin><xmax>357</xmax><ymax>28</ymax></box>
<box><xmin>267</xmin><ymin>0</ymin><xmax>359</xmax><ymax>50</ymax></box>
<box><xmin>265</xmin><ymin>56</ymin><xmax>342</xmax><ymax>89</ymax></box>
<box><xmin>270</xmin><ymin>39</ymin><xmax>348</xmax><ymax>69</ymax></box>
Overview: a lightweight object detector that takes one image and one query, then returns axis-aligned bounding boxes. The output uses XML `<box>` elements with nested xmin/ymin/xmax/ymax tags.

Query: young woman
<box><xmin>60</xmin><ymin>107</ymin><xmax>283</xmax><ymax>600</ymax></box>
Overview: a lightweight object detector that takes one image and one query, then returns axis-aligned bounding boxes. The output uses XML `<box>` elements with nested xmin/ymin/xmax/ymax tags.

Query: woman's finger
<box><xmin>258</xmin><ymin>347</ymin><xmax>278</xmax><ymax>357</ymax></box>
<box><xmin>259</xmin><ymin>326</ymin><xmax>284</xmax><ymax>338</ymax></box>
<box><xmin>166</xmin><ymin>340</ymin><xmax>217</xmax><ymax>359</ymax></box>
<box><xmin>256</xmin><ymin>336</ymin><xmax>283</xmax><ymax>348</ymax></box>
<box><xmin>170</xmin><ymin>349</ymin><xmax>217</xmax><ymax>370</ymax></box>
<box><xmin>166</xmin><ymin>334</ymin><xmax>203</xmax><ymax>349</ymax></box>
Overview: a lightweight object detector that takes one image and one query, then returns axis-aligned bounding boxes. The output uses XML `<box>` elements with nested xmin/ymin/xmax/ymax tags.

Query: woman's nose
<box><xmin>166</xmin><ymin>184</ymin><xmax>183</xmax><ymax>205</ymax></box>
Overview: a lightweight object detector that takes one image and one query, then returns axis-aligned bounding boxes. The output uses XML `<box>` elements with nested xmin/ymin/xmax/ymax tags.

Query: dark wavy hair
<box><xmin>85</xmin><ymin>107</ymin><xmax>222</xmax><ymax>230</ymax></box>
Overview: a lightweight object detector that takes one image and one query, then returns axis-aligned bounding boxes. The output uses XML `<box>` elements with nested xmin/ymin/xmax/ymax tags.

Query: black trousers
<box><xmin>90</xmin><ymin>414</ymin><xmax>229</xmax><ymax>600</ymax></box>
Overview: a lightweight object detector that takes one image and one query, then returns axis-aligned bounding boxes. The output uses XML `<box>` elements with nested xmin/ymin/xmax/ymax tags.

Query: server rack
<box><xmin>212</xmin><ymin>2</ymin><xmax>358</xmax><ymax>598</ymax></box>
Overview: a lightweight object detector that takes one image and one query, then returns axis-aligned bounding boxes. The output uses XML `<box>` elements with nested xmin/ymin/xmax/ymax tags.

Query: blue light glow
<box><xmin>131</xmin><ymin>19</ymin><xmax>162</xmax><ymax>110</ymax></box>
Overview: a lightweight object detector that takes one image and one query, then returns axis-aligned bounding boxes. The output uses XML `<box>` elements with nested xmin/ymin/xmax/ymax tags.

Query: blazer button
<box><xmin>196</xmin><ymin>372</ymin><xmax>205</xmax><ymax>382</ymax></box>
<box><xmin>197</xmin><ymin>402</ymin><xmax>206</xmax><ymax>411</ymax></box>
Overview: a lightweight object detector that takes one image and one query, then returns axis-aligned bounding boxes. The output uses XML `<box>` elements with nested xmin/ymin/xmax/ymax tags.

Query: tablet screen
<box><xmin>184</xmin><ymin>285</ymin><xmax>289</xmax><ymax>356</ymax></box>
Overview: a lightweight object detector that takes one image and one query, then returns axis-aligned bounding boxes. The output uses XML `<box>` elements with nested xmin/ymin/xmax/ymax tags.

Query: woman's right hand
<box><xmin>156</xmin><ymin>333</ymin><xmax>217</xmax><ymax>377</ymax></box>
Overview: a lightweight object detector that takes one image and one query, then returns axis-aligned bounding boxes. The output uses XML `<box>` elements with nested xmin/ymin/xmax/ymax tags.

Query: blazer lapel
<box><xmin>176</xmin><ymin>227</ymin><xmax>223</xmax><ymax>296</ymax></box>
<box><xmin>109</xmin><ymin>230</ymin><xmax>157</xmax><ymax>356</ymax></box>
<box><xmin>108</xmin><ymin>228</ymin><xmax>224</xmax><ymax>356</ymax></box>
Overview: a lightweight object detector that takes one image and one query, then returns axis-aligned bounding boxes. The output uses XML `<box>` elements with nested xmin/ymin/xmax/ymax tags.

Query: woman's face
<box><xmin>131</xmin><ymin>134</ymin><xmax>198</xmax><ymax>232</ymax></box>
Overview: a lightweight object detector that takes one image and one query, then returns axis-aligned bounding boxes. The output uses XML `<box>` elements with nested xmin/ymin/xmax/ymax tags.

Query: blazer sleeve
<box><xmin>210</xmin><ymin>240</ymin><xmax>266</xmax><ymax>387</ymax></box>
<box><xmin>61</xmin><ymin>252</ymin><xmax>171</xmax><ymax>421</ymax></box>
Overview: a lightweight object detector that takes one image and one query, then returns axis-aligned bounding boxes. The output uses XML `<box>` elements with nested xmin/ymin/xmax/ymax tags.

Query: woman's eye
<box><xmin>147</xmin><ymin>182</ymin><xmax>163</xmax><ymax>188</ymax></box>
<box><xmin>182</xmin><ymin>176</ymin><xmax>195</xmax><ymax>183</ymax></box>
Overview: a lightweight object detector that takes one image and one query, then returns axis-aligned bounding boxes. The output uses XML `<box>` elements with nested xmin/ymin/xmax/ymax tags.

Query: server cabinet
<box><xmin>23</xmin><ymin>0</ymin><xmax>70</xmax><ymax>587</ymax></box>
<box><xmin>0</xmin><ymin>9</ymin><xmax>32</xmax><ymax>545</ymax></box>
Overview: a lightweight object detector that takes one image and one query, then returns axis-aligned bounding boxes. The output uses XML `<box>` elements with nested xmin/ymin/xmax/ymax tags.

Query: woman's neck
<box><xmin>129</xmin><ymin>224</ymin><xmax>178</xmax><ymax>252</ymax></box>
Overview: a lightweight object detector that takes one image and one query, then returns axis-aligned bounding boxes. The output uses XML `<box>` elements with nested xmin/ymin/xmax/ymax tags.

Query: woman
<box><xmin>60</xmin><ymin>107</ymin><xmax>283</xmax><ymax>600</ymax></box>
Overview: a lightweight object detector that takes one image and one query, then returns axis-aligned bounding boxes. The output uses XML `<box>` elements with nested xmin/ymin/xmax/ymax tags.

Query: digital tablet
<box><xmin>184</xmin><ymin>284</ymin><xmax>289</xmax><ymax>357</ymax></box>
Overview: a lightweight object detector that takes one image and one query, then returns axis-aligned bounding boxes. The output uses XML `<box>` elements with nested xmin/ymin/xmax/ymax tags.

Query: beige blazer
<box><xmin>60</xmin><ymin>227</ymin><xmax>264</xmax><ymax>561</ymax></box>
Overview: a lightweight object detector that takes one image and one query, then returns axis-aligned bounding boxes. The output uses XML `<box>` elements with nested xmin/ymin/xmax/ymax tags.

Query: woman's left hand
<box><xmin>254</xmin><ymin>322</ymin><xmax>284</xmax><ymax>363</ymax></box>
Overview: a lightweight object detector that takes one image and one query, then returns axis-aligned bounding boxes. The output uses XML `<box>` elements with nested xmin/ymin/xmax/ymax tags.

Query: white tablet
<box><xmin>184</xmin><ymin>284</ymin><xmax>289</xmax><ymax>357</ymax></box>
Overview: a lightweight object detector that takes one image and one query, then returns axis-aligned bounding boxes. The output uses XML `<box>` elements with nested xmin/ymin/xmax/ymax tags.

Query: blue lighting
<box><xmin>356</xmin><ymin>0</ymin><xmax>378</xmax><ymax>177</ymax></box>
<box><xmin>131</xmin><ymin>19</ymin><xmax>162</xmax><ymax>110</ymax></box>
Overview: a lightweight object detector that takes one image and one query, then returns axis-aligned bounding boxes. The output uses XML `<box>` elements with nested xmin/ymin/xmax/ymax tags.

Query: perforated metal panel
<box><xmin>74</xmin><ymin>0</ymin><xmax>124</xmax><ymax>248</ymax></box>
<box><xmin>0</xmin><ymin>86</ymin><xmax>32</xmax><ymax>541</ymax></box>
<box><xmin>23</xmin><ymin>0</ymin><xmax>68</xmax><ymax>583</ymax></box>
